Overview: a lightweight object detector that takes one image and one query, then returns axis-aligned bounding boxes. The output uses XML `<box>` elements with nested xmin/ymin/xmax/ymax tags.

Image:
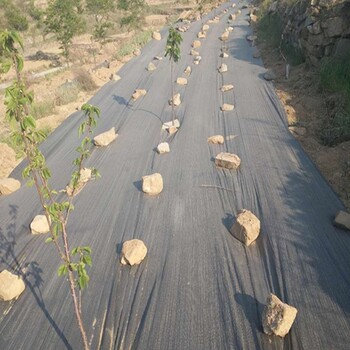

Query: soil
<box><xmin>258</xmin><ymin>45</ymin><xmax>350</xmax><ymax>210</ymax></box>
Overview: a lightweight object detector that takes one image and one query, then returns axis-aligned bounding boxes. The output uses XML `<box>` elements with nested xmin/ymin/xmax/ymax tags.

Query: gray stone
<box><xmin>0</xmin><ymin>178</ymin><xmax>21</xmax><ymax>195</ymax></box>
<box><xmin>264</xmin><ymin>70</ymin><xmax>276</xmax><ymax>81</ymax></box>
<box><xmin>322</xmin><ymin>17</ymin><xmax>344</xmax><ymax>37</ymax></box>
<box><xmin>93</xmin><ymin>127</ymin><xmax>117</xmax><ymax>146</ymax></box>
<box><xmin>215</xmin><ymin>152</ymin><xmax>240</xmax><ymax>169</ymax></box>
<box><xmin>142</xmin><ymin>173</ymin><xmax>163</xmax><ymax>195</ymax></box>
<box><xmin>334</xmin><ymin>211</ymin><xmax>350</xmax><ymax>231</ymax></box>
<box><xmin>230</xmin><ymin>209</ymin><xmax>260</xmax><ymax>245</ymax></box>
<box><xmin>120</xmin><ymin>239</ymin><xmax>147</xmax><ymax>266</ymax></box>
<box><xmin>262</xmin><ymin>294</ymin><xmax>298</xmax><ymax>337</ymax></box>
<box><xmin>0</xmin><ymin>270</ymin><xmax>25</xmax><ymax>301</ymax></box>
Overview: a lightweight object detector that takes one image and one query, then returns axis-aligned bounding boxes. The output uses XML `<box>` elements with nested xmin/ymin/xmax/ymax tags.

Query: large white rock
<box><xmin>142</xmin><ymin>173</ymin><xmax>163</xmax><ymax>195</ymax></box>
<box><xmin>218</xmin><ymin>64</ymin><xmax>228</xmax><ymax>73</ymax></box>
<box><xmin>184</xmin><ymin>66</ymin><xmax>192</xmax><ymax>76</ymax></box>
<box><xmin>120</xmin><ymin>239</ymin><xmax>148</xmax><ymax>266</ymax></box>
<box><xmin>30</xmin><ymin>215</ymin><xmax>50</xmax><ymax>235</ymax></box>
<box><xmin>169</xmin><ymin>93</ymin><xmax>181</xmax><ymax>106</ymax></box>
<box><xmin>132</xmin><ymin>89</ymin><xmax>147</xmax><ymax>100</ymax></box>
<box><xmin>0</xmin><ymin>270</ymin><xmax>25</xmax><ymax>301</ymax></box>
<box><xmin>157</xmin><ymin>142</ymin><xmax>170</xmax><ymax>154</ymax></box>
<box><xmin>152</xmin><ymin>31</ymin><xmax>161</xmax><ymax>41</ymax></box>
<box><xmin>0</xmin><ymin>178</ymin><xmax>21</xmax><ymax>195</ymax></box>
<box><xmin>227</xmin><ymin>26</ymin><xmax>234</xmax><ymax>32</ymax></box>
<box><xmin>207</xmin><ymin>135</ymin><xmax>224</xmax><ymax>144</ymax></box>
<box><xmin>93</xmin><ymin>127</ymin><xmax>117</xmax><ymax>147</ymax></box>
<box><xmin>262</xmin><ymin>294</ymin><xmax>298</xmax><ymax>337</ymax></box>
<box><xmin>221</xmin><ymin>103</ymin><xmax>234</xmax><ymax>111</ymax></box>
<box><xmin>215</xmin><ymin>152</ymin><xmax>241</xmax><ymax>169</ymax></box>
<box><xmin>230</xmin><ymin>209</ymin><xmax>260</xmax><ymax>246</ymax></box>
<box><xmin>192</xmin><ymin>40</ymin><xmax>201</xmax><ymax>48</ymax></box>
<box><xmin>334</xmin><ymin>210</ymin><xmax>350</xmax><ymax>231</ymax></box>
<box><xmin>147</xmin><ymin>62</ymin><xmax>156</xmax><ymax>71</ymax></box>
<box><xmin>176</xmin><ymin>77</ymin><xmax>188</xmax><ymax>85</ymax></box>
<box><xmin>162</xmin><ymin>119</ymin><xmax>180</xmax><ymax>130</ymax></box>
<box><xmin>221</xmin><ymin>84</ymin><xmax>234</xmax><ymax>92</ymax></box>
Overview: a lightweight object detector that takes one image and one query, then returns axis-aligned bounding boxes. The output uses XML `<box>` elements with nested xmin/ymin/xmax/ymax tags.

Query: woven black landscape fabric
<box><xmin>1</xmin><ymin>1</ymin><xmax>350</xmax><ymax>349</ymax></box>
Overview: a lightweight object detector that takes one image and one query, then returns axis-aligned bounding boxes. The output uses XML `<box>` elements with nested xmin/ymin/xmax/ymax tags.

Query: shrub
<box><xmin>31</xmin><ymin>99</ymin><xmax>56</xmax><ymax>119</ymax></box>
<box><xmin>55</xmin><ymin>81</ymin><xmax>80</xmax><ymax>105</ymax></box>
<box><xmin>73</xmin><ymin>68</ymin><xmax>98</xmax><ymax>92</ymax></box>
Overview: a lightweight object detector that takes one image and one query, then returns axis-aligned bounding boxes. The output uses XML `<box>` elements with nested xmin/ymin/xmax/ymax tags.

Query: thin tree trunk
<box><xmin>171</xmin><ymin>59</ymin><xmax>174</xmax><ymax>126</ymax></box>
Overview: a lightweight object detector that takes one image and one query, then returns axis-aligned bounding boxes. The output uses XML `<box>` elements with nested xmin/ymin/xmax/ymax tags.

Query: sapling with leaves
<box><xmin>0</xmin><ymin>30</ymin><xmax>100</xmax><ymax>350</ymax></box>
<box><xmin>165</xmin><ymin>27</ymin><xmax>183</xmax><ymax>126</ymax></box>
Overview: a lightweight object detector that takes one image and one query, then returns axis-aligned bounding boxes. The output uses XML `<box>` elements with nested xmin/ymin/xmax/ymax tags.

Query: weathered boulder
<box><xmin>157</xmin><ymin>142</ymin><xmax>170</xmax><ymax>154</ymax></box>
<box><xmin>208</xmin><ymin>135</ymin><xmax>224</xmax><ymax>144</ymax></box>
<box><xmin>334</xmin><ymin>211</ymin><xmax>350</xmax><ymax>231</ymax></box>
<box><xmin>264</xmin><ymin>70</ymin><xmax>276</xmax><ymax>81</ymax></box>
<box><xmin>218</xmin><ymin>63</ymin><xmax>228</xmax><ymax>73</ymax></box>
<box><xmin>190</xmin><ymin>49</ymin><xmax>199</xmax><ymax>56</ymax></box>
<box><xmin>184</xmin><ymin>66</ymin><xmax>192</xmax><ymax>76</ymax></box>
<box><xmin>169</xmin><ymin>93</ymin><xmax>181</xmax><ymax>106</ymax></box>
<box><xmin>0</xmin><ymin>178</ymin><xmax>21</xmax><ymax>195</ymax></box>
<box><xmin>194</xmin><ymin>56</ymin><xmax>202</xmax><ymax>65</ymax></box>
<box><xmin>93</xmin><ymin>127</ymin><xmax>117</xmax><ymax>146</ymax></box>
<box><xmin>142</xmin><ymin>173</ymin><xmax>163</xmax><ymax>195</ymax></box>
<box><xmin>215</xmin><ymin>152</ymin><xmax>241</xmax><ymax>169</ymax></box>
<box><xmin>147</xmin><ymin>62</ymin><xmax>156</xmax><ymax>71</ymax></box>
<box><xmin>176</xmin><ymin>77</ymin><xmax>188</xmax><ymax>85</ymax></box>
<box><xmin>162</xmin><ymin>119</ymin><xmax>180</xmax><ymax>130</ymax></box>
<box><xmin>262</xmin><ymin>294</ymin><xmax>298</xmax><ymax>337</ymax></box>
<box><xmin>132</xmin><ymin>89</ymin><xmax>147</xmax><ymax>100</ymax></box>
<box><xmin>202</xmin><ymin>24</ymin><xmax>210</xmax><ymax>31</ymax></box>
<box><xmin>192</xmin><ymin>40</ymin><xmax>201</xmax><ymax>48</ymax></box>
<box><xmin>220</xmin><ymin>52</ymin><xmax>229</xmax><ymax>58</ymax></box>
<box><xmin>322</xmin><ymin>17</ymin><xmax>344</xmax><ymax>38</ymax></box>
<box><xmin>221</xmin><ymin>84</ymin><xmax>234</xmax><ymax>92</ymax></box>
<box><xmin>230</xmin><ymin>209</ymin><xmax>260</xmax><ymax>245</ymax></box>
<box><xmin>0</xmin><ymin>270</ymin><xmax>25</xmax><ymax>301</ymax></box>
<box><xmin>152</xmin><ymin>31</ymin><xmax>161</xmax><ymax>41</ymax></box>
<box><xmin>30</xmin><ymin>215</ymin><xmax>50</xmax><ymax>235</ymax></box>
<box><xmin>221</xmin><ymin>103</ymin><xmax>234</xmax><ymax>111</ymax></box>
<box><xmin>120</xmin><ymin>239</ymin><xmax>147</xmax><ymax>266</ymax></box>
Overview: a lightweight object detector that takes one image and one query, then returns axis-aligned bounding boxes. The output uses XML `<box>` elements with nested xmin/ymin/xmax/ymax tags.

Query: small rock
<box><xmin>154</xmin><ymin>56</ymin><xmax>163</xmax><ymax>60</ymax></box>
<box><xmin>168</xmin><ymin>126</ymin><xmax>178</xmax><ymax>135</ymax></box>
<box><xmin>169</xmin><ymin>93</ymin><xmax>181</xmax><ymax>106</ymax></box>
<box><xmin>253</xmin><ymin>49</ymin><xmax>261</xmax><ymax>58</ymax></box>
<box><xmin>215</xmin><ymin>152</ymin><xmax>241</xmax><ymax>169</ymax></box>
<box><xmin>230</xmin><ymin>209</ymin><xmax>260</xmax><ymax>245</ymax></box>
<box><xmin>120</xmin><ymin>239</ymin><xmax>147</xmax><ymax>266</ymax></box>
<box><xmin>162</xmin><ymin>119</ymin><xmax>180</xmax><ymax>130</ymax></box>
<box><xmin>0</xmin><ymin>178</ymin><xmax>21</xmax><ymax>195</ymax></box>
<box><xmin>220</xmin><ymin>52</ymin><xmax>229</xmax><ymax>58</ymax></box>
<box><xmin>246</xmin><ymin>35</ymin><xmax>257</xmax><ymax>42</ymax></box>
<box><xmin>142</xmin><ymin>173</ymin><xmax>163</xmax><ymax>195</ymax></box>
<box><xmin>262</xmin><ymin>294</ymin><xmax>298</xmax><ymax>337</ymax></box>
<box><xmin>0</xmin><ymin>270</ymin><xmax>25</xmax><ymax>301</ymax></box>
<box><xmin>227</xmin><ymin>26</ymin><xmax>234</xmax><ymax>32</ymax></box>
<box><xmin>202</xmin><ymin>24</ymin><xmax>209</xmax><ymax>31</ymax></box>
<box><xmin>197</xmin><ymin>31</ymin><xmax>206</xmax><ymax>39</ymax></box>
<box><xmin>110</xmin><ymin>74</ymin><xmax>121</xmax><ymax>81</ymax></box>
<box><xmin>30</xmin><ymin>215</ymin><xmax>50</xmax><ymax>235</ymax></box>
<box><xmin>133</xmin><ymin>49</ymin><xmax>141</xmax><ymax>56</ymax></box>
<box><xmin>152</xmin><ymin>31</ymin><xmax>161</xmax><ymax>41</ymax></box>
<box><xmin>221</xmin><ymin>84</ymin><xmax>234</xmax><ymax>92</ymax></box>
<box><xmin>192</xmin><ymin>40</ymin><xmax>201</xmax><ymax>48</ymax></box>
<box><xmin>147</xmin><ymin>62</ymin><xmax>156</xmax><ymax>71</ymax></box>
<box><xmin>220</xmin><ymin>32</ymin><xmax>229</xmax><ymax>41</ymax></box>
<box><xmin>263</xmin><ymin>70</ymin><xmax>276</xmax><ymax>81</ymax></box>
<box><xmin>157</xmin><ymin>142</ymin><xmax>170</xmax><ymax>154</ymax></box>
<box><xmin>237</xmin><ymin>10</ymin><xmax>241</xmax><ymax>14</ymax></box>
<box><xmin>250</xmin><ymin>14</ymin><xmax>258</xmax><ymax>23</ymax></box>
<box><xmin>194</xmin><ymin>56</ymin><xmax>202</xmax><ymax>65</ymax></box>
<box><xmin>184</xmin><ymin>66</ymin><xmax>192</xmax><ymax>76</ymax></box>
<box><xmin>190</xmin><ymin>49</ymin><xmax>199</xmax><ymax>56</ymax></box>
<box><xmin>93</xmin><ymin>127</ymin><xmax>117</xmax><ymax>146</ymax></box>
<box><xmin>221</xmin><ymin>103</ymin><xmax>234</xmax><ymax>111</ymax></box>
<box><xmin>208</xmin><ymin>135</ymin><xmax>224</xmax><ymax>144</ymax></box>
<box><xmin>232</xmin><ymin>3</ymin><xmax>236</xmax><ymax>8</ymax></box>
<box><xmin>176</xmin><ymin>77</ymin><xmax>187</xmax><ymax>85</ymax></box>
<box><xmin>132</xmin><ymin>89</ymin><xmax>147</xmax><ymax>100</ymax></box>
<box><xmin>218</xmin><ymin>64</ymin><xmax>228</xmax><ymax>73</ymax></box>
<box><xmin>334</xmin><ymin>211</ymin><xmax>350</xmax><ymax>231</ymax></box>
<box><xmin>229</xmin><ymin>14</ymin><xmax>236</xmax><ymax>21</ymax></box>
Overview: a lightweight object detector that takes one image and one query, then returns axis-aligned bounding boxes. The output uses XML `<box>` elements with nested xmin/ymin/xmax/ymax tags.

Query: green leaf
<box><xmin>58</xmin><ymin>264</ymin><xmax>68</xmax><ymax>276</ymax></box>
<box><xmin>45</xmin><ymin>237</ymin><xmax>53</xmax><ymax>243</ymax></box>
<box><xmin>82</xmin><ymin>255</ymin><xmax>92</xmax><ymax>266</ymax></box>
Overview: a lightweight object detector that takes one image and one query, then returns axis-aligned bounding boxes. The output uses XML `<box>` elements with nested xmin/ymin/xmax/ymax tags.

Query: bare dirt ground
<box><xmin>259</xmin><ymin>45</ymin><xmax>350</xmax><ymax>210</ymax></box>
